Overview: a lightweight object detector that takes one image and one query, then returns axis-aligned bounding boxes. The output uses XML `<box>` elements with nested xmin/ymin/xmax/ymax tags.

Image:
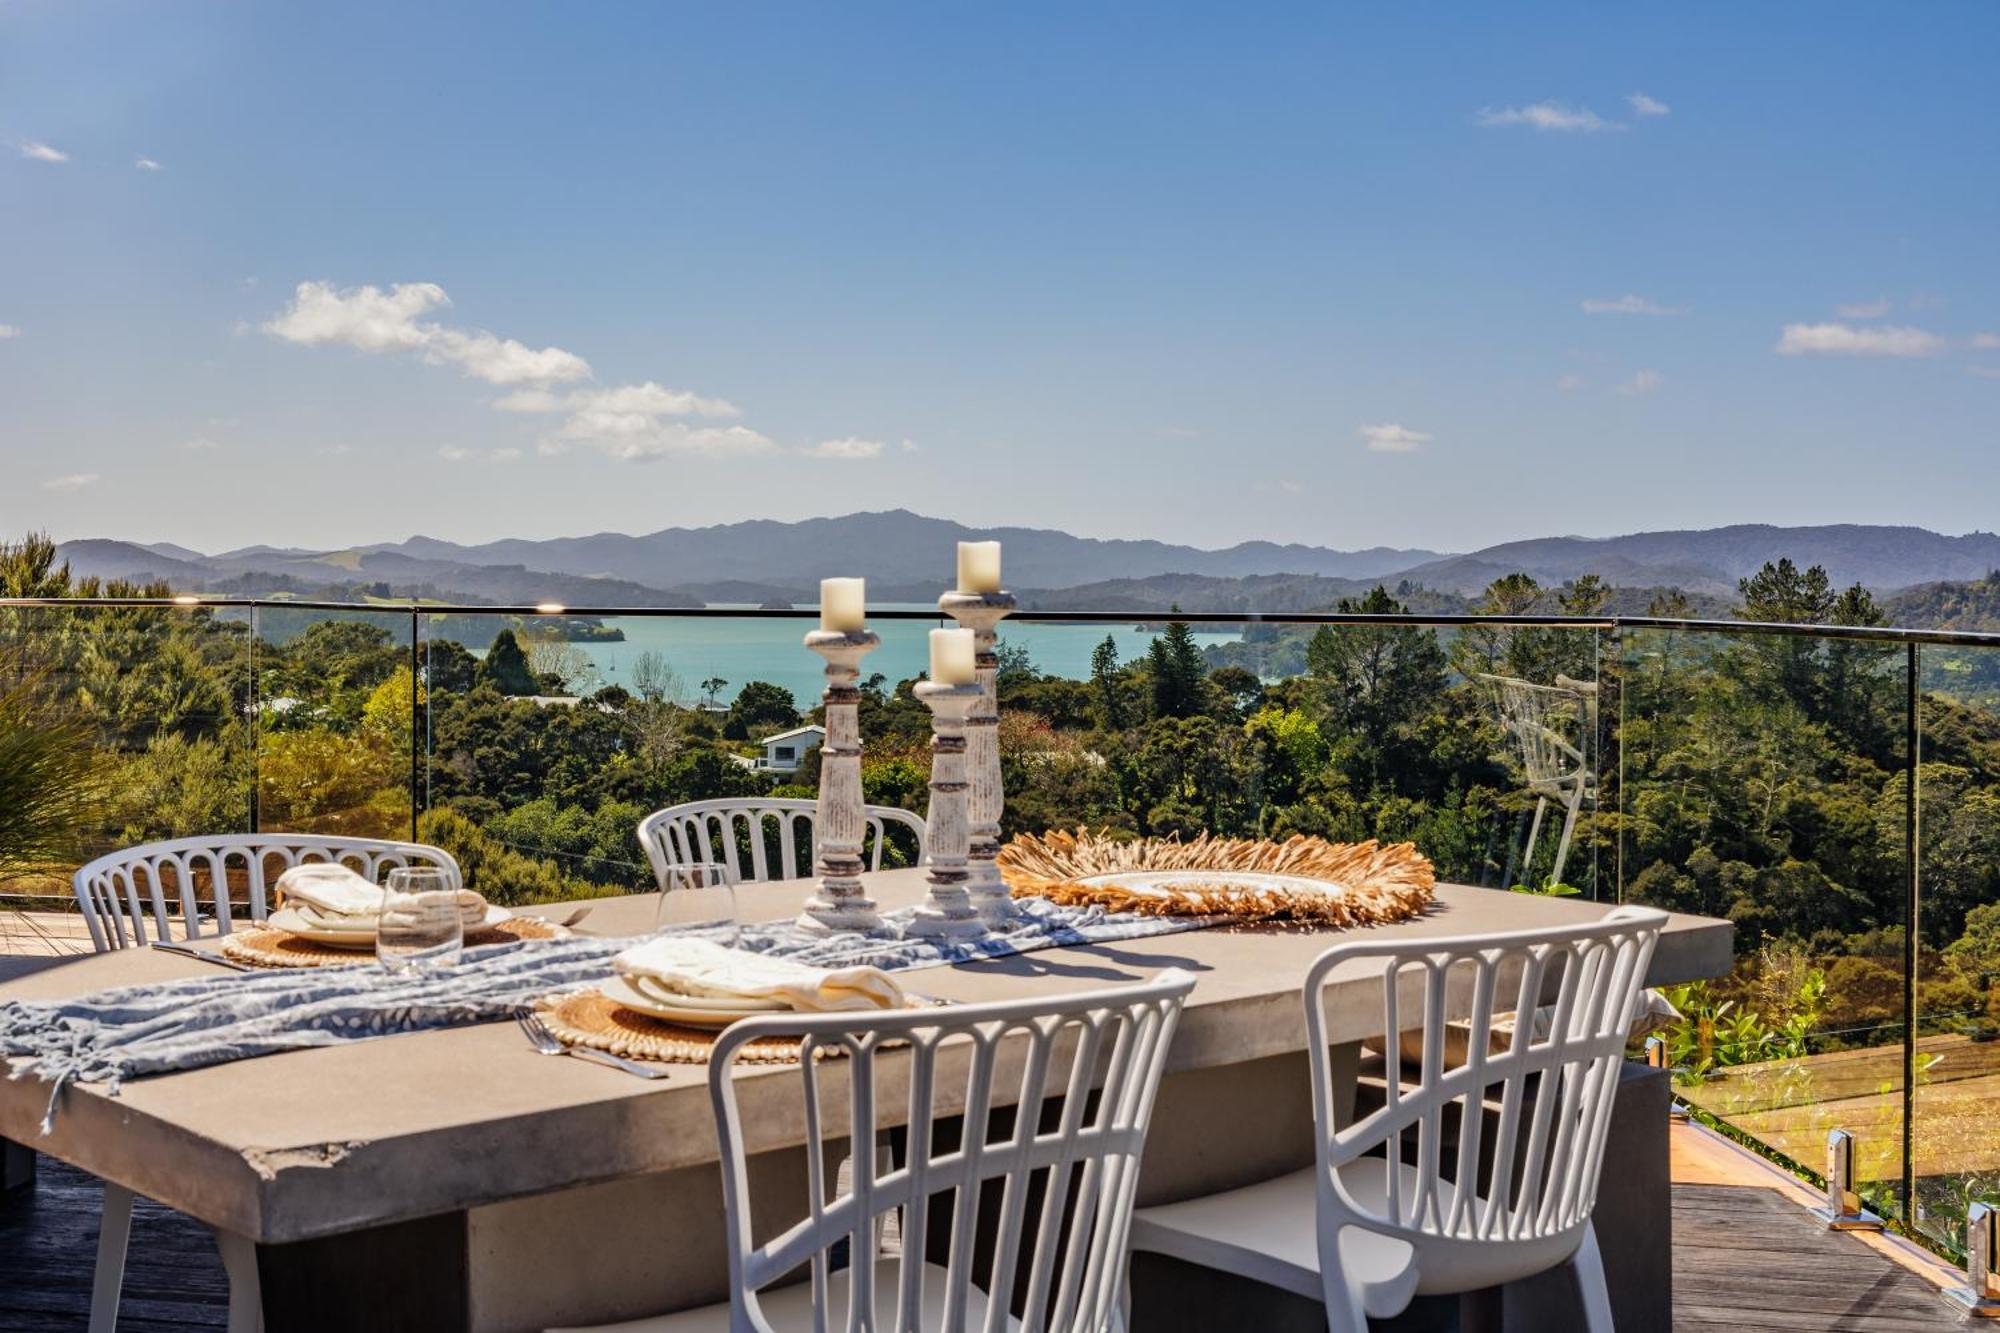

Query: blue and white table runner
<box><xmin>1</xmin><ymin>898</ymin><xmax>1214</xmax><ymax>1130</ymax></box>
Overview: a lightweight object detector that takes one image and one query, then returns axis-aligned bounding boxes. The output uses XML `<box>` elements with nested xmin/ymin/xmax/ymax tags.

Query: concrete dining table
<box><xmin>0</xmin><ymin>871</ymin><xmax>1731</xmax><ymax>1332</ymax></box>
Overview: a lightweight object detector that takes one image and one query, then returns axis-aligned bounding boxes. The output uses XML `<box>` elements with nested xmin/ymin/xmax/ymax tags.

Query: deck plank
<box><xmin>1</xmin><ymin>1156</ymin><xmax>227</xmax><ymax>1331</ymax></box>
<box><xmin>1671</xmin><ymin>1183</ymin><xmax>1959</xmax><ymax>1332</ymax></box>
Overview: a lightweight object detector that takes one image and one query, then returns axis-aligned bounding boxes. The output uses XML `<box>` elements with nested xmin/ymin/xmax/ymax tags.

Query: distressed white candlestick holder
<box><xmin>938</xmin><ymin>589</ymin><xmax>1021</xmax><ymax>928</ymax></box>
<box><xmin>905</xmin><ymin>678</ymin><xmax>988</xmax><ymax>940</ymax></box>
<box><xmin>797</xmin><ymin>628</ymin><xmax>886</xmax><ymax>934</ymax></box>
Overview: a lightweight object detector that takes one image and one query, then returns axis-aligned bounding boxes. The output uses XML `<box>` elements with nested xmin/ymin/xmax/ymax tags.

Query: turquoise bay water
<box><xmin>526</xmin><ymin>609</ymin><xmax>1241</xmax><ymax>706</ymax></box>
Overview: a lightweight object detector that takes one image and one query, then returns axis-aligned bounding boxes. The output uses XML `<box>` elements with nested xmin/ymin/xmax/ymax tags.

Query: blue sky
<box><xmin>4</xmin><ymin>2</ymin><xmax>1997</xmax><ymax>554</ymax></box>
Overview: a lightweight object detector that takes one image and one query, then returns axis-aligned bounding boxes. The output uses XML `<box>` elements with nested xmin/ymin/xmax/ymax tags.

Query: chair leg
<box><xmin>88</xmin><ymin>1182</ymin><xmax>135</xmax><ymax>1333</ymax></box>
<box><xmin>1523</xmin><ymin>795</ymin><xmax>1549</xmax><ymax>883</ymax></box>
<box><xmin>215</xmin><ymin>1227</ymin><xmax>265</xmax><ymax>1333</ymax></box>
<box><xmin>1549</xmin><ymin>784</ymin><xmax>1585</xmax><ymax>889</ymax></box>
<box><xmin>1567</xmin><ymin>1221</ymin><xmax>1615</xmax><ymax>1333</ymax></box>
<box><xmin>1319</xmin><ymin>1269</ymin><xmax>1372</xmax><ymax>1333</ymax></box>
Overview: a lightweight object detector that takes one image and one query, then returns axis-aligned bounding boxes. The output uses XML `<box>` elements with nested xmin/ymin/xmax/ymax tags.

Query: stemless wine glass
<box><xmin>654</xmin><ymin>862</ymin><xmax>739</xmax><ymax>944</ymax></box>
<box><xmin>377</xmin><ymin>866</ymin><xmax>465</xmax><ymax>974</ymax></box>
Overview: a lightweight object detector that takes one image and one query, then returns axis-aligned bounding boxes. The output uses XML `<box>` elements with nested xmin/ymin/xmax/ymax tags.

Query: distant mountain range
<box><xmin>49</xmin><ymin>514</ymin><xmax>2000</xmax><ymax>611</ymax></box>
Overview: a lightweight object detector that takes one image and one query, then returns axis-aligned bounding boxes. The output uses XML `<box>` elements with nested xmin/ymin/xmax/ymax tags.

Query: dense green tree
<box><xmin>1306</xmin><ymin>588</ymin><xmax>1450</xmax><ymax>792</ymax></box>
<box><xmin>0</xmin><ymin>532</ymin><xmax>71</xmax><ymax>599</ymax></box>
<box><xmin>723</xmin><ymin>680</ymin><xmax>801</xmax><ymax>741</ymax></box>
<box><xmin>479</xmin><ymin>629</ymin><xmax>538</xmax><ymax>696</ymax></box>
<box><xmin>1089</xmin><ymin>635</ymin><xmax>1126</xmax><ymax>730</ymax></box>
<box><xmin>423</xmin><ymin>639</ymin><xmax>479</xmax><ymax>695</ymax></box>
<box><xmin>1147</xmin><ymin>616</ymin><xmax>1207</xmax><ymax>719</ymax></box>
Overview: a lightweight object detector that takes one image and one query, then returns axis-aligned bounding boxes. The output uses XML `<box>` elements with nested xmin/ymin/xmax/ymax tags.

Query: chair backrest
<box><xmin>637</xmin><ymin>798</ymin><xmax>926</xmax><ymax>887</ymax></box>
<box><xmin>1476</xmin><ymin>673</ymin><xmax>1592</xmax><ymax>790</ymax></box>
<box><xmin>1303</xmin><ymin>908</ymin><xmax>1665</xmax><ymax>1261</ymax></box>
<box><xmin>710</xmin><ymin>970</ymin><xmax>1196</xmax><ymax>1333</ymax></box>
<box><xmin>71</xmin><ymin>833</ymin><xmax>461</xmax><ymax>952</ymax></box>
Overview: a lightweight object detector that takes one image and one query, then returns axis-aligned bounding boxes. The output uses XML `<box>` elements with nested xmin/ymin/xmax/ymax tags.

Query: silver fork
<box><xmin>515</xmin><ymin>1010</ymin><xmax>672</xmax><ymax>1079</ymax></box>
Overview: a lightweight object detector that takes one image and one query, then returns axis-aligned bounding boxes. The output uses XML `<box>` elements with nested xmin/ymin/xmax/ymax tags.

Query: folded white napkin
<box><xmin>276</xmin><ymin>863</ymin><xmax>484</xmax><ymax>930</ymax></box>
<box><xmin>612</xmin><ymin>937</ymin><xmax>906</xmax><ymax>1012</ymax></box>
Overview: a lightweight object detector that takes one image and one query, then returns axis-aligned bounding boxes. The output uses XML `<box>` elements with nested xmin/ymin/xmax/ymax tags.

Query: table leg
<box><xmin>1</xmin><ymin>1136</ymin><xmax>33</xmax><ymax>1191</ymax></box>
<box><xmin>254</xmin><ymin>1210</ymin><xmax>469</xmax><ymax>1332</ymax></box>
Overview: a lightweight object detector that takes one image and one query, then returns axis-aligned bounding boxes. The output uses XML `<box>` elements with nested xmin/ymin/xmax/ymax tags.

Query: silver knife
<box><xmin>149</xmin><ymin>941</ymin><xmax>255</xmax><ymax>972</ymax></box>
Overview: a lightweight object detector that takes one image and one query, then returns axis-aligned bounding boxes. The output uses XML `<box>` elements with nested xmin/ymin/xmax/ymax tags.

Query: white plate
<box><xmin>599</xmin><ymin>975</ymin><xmax>790</xmax><ymax>1028</ymax></box>
<box><xmin>267</xmin><ymin>904</ymin><xmax>513</xmax><ymax>949</ymax></box>
<box><xmin>1075</xmin><ymin>869</ymin><xmax>1347</xmax><ymax>900</ymax></box>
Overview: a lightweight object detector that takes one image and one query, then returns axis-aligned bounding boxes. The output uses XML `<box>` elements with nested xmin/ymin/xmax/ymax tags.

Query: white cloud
<box><xmin>492</xmin><ymin>388</ymin><xmax>565</xmax><ymax>413</ymax></box>
<box><xmin>1775</xmin><ymin>322</ymin><xmax>1948</xmax><ymax>357</ymax></box>
<box><xmin>551</xmin><ymin>420</ymin><xmax>778</xmax><ymax>462</ymax></box>
<box><xmin>43</xmin><ymin>472</ymin><xmax>100</xmax><ymax>491</ymax></box>
<box><xmin>564</xmin><ymin>382</ymin><xmax>738</xmax><ymax>419</ymax></box>
<box><xmin>900</xmin><ymin>438</ymin><xmax>920</xmax><ymax>453</ymax></box>
<box><xmin>1557</xmin><ymin>373</ymin><xmax>1586</xmax><ymax>392</ymax></box>
<box><xmin>135</xmin><ymin>156</ymin><xmax>163</xmax><ymax>172</ymax></box>
<box><xmin>1614</xmin><ymin>369</ymin><xmax>1665</xmax><ymax>396</ymax></box>
<box><xmin>1359</xmin><ymin>423</ymin><xmax>1431</xmax><ymax>453</ymax></box>
<box><xmin>806</xmin><ymin>437</ymin><xmax>885</xmax><ymax>460</ymax></box>
<box><xmin>1476</xmin><ymin>102</ymin><xmax>1620</xmax><ymax>133</ymax></box>
<box><xmin>1971</xmin><ymin>332</ymin><xmax>2000</xmax><ymax>351</ymax></box>
<box><xmin>265</xmin><ymin>280</ymin><xmax>447</xmax><ymax>353</ymax></box>
<box><xmin>428</xmin><ymin>327</ymin><xmax>592</xmax><ymax>386</ymax></box>
<box><xmin>1969</xmin><ymin>367</ymin><xmax>2000</xmax><ymax>381</ymax></box>
<box><xmin>265</xmin><ymin>279</ymin><xmax>774</xmax><ymax>463</ymax></box>
<box><xmin>263</xmin><ymin>281</ymin><xmax>592</xmax><ymax>385</ymax></box>
<box><xmin>1627</xmin><ymin>93</ymin><xmax>1671</xmax><ymax>118</ymax></box>
<box><xmin>1278</xmin><ymin>479</ymin><xmax>1304</xmax><ymax>494</ymax></box>
<box><xmin>437</xmin><ymin>445</ymin><xmax>523</xmax><ymax>464</ymax></box>
<box><xmin>0</xmin><ymin>324</ymin><xmax>19</xmax><ymax>339</ymax></box>
<box><xmin>20</xmin><ymin>140</ymin><xmax>68</xmax><ymax>163</ymax></box>
<box><xmin>1581</xmin><ymin>294</ymin><xmax>1686</xmax><ymax>316</ymax></box>
<box><xmin>1835</xmin><ymin>298</ymin><xmax>1892</xmax><ymax>319</ymax></box>
<box><xmin>182</xmin><ymin>436</ymin><xmax>222</xmax><ymax>452</ymax></box>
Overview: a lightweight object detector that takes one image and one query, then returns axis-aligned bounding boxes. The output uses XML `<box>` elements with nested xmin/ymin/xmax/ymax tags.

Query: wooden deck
<box><xmin>0</xmin><ymin>1127</ymin><xmax>1971</xmax><ymax>1331</ymax></box>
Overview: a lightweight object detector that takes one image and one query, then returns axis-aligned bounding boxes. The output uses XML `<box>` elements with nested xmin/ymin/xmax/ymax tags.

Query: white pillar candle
<box><xmin>956</xmin><ymin>540</ymin><xmax>1002</xmax><ymax>593</ymax></box>
<box><xmin>929</xmin><ymin>628</ymin><xmax>977</xmax><ymax>684</ymax></box>
<box><xmin>819</xmin><ymin>577</ymin><xmax>866</xmax><ymax>632</ymax></box>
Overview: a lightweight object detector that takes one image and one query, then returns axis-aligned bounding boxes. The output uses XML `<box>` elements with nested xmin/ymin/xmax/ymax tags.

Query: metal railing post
<box><xmin>1643</xmin><ymin>1036</ymin><xmax>1688</xmax><ymax>1121</ymax></box>
<box><xmin>1811</xmin><ymin>1128</ymin><xmax>1883</xmax><ymax>1231</ymax></box>
<box><xmin>1945</xmin><ymin>1201</ymin><xmax>2000</xmax><ymax>1316</ymax></box>
<box><xmin>409</xmin><ymin>604</ymin><xmax>422</xmax><ymax>842</ymax></box>
<box><xmin>1903</xmin><ymin>642</ymin><xmax>1920</xmax><ymax>1223</ymax></box>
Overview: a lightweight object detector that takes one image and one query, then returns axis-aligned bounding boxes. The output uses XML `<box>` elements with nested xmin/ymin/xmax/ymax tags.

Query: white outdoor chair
<box><xmin>1128</xmin><ymin>907</ymin><xmax>1665</xmax><ymax>1333</ymax></box>
<box><xmin>69</xmin><ymin>832</ymin><xmax>457</xmax><ymax>1333</ymax></box>
<box><xmin>71</xmin><ymin>831</ymin><xmax>459</xmax><ymax>952</ymax></box>
<box><xmin>1477</xmin><ymin>673</ymin><xmax>1598</xmax><ymax>890</ymax></box>
<box><xmin>551</xmin><ymin>970</ymin><xmax>1196</xmax><ymax>1333</ymax></box>
<box><xmin>637</xmin><ymin>798</ymin><xmax>925</xmax><ymax>888</ymax></box>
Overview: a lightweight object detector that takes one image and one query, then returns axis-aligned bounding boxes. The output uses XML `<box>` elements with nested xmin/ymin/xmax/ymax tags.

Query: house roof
<box><xmin>758</xmin><ymin>723</ymin><xmax>827</xmax><ymax>746</ymax></box>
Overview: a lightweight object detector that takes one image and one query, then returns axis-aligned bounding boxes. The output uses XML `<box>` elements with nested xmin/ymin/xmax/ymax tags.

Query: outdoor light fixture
<box><xmin>1946</xmin><ymin>1201</ymin><xmax>2000</xmax><ymax>1316</ymax></box>
<box><xmin>1810</xmin><ymin>1129</ymin><xmax>1883</xmax><ymax>1231</ymax></box>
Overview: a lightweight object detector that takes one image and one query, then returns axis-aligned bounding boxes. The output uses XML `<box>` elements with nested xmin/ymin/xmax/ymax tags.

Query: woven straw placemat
<box><xmin>219</xmin><ymin>915</ymin><xmax>564</xmax><ymax>969</ymax></box>
<box><xmin>532</xmin><ymin>989</ymin><xmax>834</xmax><ymax>1065</ymax></box>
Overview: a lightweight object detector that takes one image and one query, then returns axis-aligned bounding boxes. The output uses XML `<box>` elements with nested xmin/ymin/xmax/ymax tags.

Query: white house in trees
<box><xmin>755</xmin><ymin>724</ymin><xmax>826</xmax><ymax>773</ymax></box>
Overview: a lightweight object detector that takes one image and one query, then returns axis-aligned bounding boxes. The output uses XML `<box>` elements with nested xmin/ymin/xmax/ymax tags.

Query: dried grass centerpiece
<box><xmin>998</xmin><ymin>830</ymin><xmax>1435</xmax><ymax>927</ymax></box>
